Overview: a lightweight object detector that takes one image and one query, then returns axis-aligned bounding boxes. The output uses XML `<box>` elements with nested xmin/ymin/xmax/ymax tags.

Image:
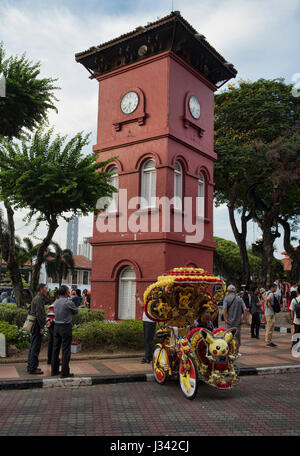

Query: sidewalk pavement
<box><xmin>0</xmin><ymin>325</ymin><xmax>299</xmax><ymax>390</ymax></box>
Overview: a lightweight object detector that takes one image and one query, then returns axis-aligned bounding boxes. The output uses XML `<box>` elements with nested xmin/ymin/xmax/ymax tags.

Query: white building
<box><xmin>78</xmin><ymin>237</ymin><xmax>92</xmax><ymax>260</ymax></box>
<box><xmin>45</xmin><ymin>254</ymin><xmax>91</xmax><ymax>292</ymax></box>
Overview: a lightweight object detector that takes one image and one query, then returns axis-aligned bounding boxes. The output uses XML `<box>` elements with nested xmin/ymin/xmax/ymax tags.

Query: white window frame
<box><xmin>141</xmin><ymin>159</ymin><xmax>156</xmax><ymax>209</ymax></box>
<box><xmin>118</xmin><ymin>267</ymin><xmax>136</xmax><ymax>319</ymax></box>
<box><xmin>197</xmin><ymin>172</ymin><xmax>205</xmax><ymax>218</ymax></box>
<box><xmin>174</xmin><ymin>161</ymin><xmax>183</xmax><ymax>210</ymax></box>
<box><xmin>107</xmin><ymin>165</ymin><xmax>119</xmax><ymax>213</ymax></box>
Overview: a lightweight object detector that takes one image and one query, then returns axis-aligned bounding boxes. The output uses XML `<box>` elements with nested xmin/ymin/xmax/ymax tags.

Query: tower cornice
<box><xmin>75</xmin><ymin>11</ymin><xmax>237</xmax><ymax>88</ymax></box>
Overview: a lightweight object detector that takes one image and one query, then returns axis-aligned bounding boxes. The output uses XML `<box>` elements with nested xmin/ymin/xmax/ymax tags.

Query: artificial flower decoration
<box><xmin>144</xmin><ymin>266</ymin><xmax>225</xmax><ymax>327</ymax></box>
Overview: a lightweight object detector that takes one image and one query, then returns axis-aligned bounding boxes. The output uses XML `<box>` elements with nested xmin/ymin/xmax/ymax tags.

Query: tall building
<box><xmin>66</xmin><ymin>217</ymin><xmax>79</xmax><ymax>254</ymax></box>
<box><xmin>78</xmin><ymin>237</ymin><xmax>92</xmax><ymax>260</ymax></box>
<box><xmin>76</xmin><ymin>12</ymin><xmax>237</xmax><ymax>319</ymax></box>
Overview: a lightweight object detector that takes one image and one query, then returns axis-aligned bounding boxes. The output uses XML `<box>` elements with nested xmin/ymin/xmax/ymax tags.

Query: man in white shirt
<box><xmin>290</xmin><ymin>286</ymin><xmax>300</xmax><ymax>348</ymax></box>
<box><xmin>136</xmin><ymin>292</ymin><xmax>156</xmax><ymax>364</ymax></box>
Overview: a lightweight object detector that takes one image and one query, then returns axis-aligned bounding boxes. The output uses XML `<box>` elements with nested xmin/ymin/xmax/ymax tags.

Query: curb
<box><xmin>239</xmin><ymin>365</ymin><xmax>300</xmax><ymax>376</ymax></box>
<box><xmin>1</xmin><ymin>365</ymin><xmax>300</xmax><ymax>391</ymax></box>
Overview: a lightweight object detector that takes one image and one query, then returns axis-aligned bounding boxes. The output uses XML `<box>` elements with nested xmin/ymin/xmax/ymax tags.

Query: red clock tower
<box><xmin>76</xmin><ymin>12</ymin><xmax>237</xmax><ymax>320</ymax></box>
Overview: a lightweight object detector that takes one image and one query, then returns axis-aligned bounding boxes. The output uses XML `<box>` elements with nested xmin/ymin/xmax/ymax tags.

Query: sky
<box><xmin>0</xmin><ymin>0</ymin><xmax>299</xmax><ymax>258</ymax></box>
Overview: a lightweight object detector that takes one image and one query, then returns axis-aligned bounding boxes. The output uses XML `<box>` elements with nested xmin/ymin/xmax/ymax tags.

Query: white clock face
<box><xmin>189</xmin><ymin>95</ymin><xmax>201</xmax><ymax>119</ymax></box>
<box><xmin>120</xmin><ymin>91</ymin><xmax>139</xmax><ymax>114</ymax></box>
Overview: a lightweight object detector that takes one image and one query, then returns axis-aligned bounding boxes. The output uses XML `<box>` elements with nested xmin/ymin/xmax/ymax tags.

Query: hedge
<box><xmin>0</xmin><ymin>303</ymin><xmax>157</xmax><ymax>353</ymax></box>
<box><xmin>0</xmin><ymin>303</ymin><xmax>28</xmax><ymax>327</ymax></box>
<box><xmin>72</xmin><ymin>308</ymin><xmax>105</xmax><ymax>326</ymax></box>
<box><xmin>72</xmin><ymin>320</ymin><xmax>149</xmax><ymax>350</ymax></box>
<box><xmin>0</xmin><ymin>321</ymin><xmax>18</xmax><ymax>342</ymax></box>
<box><xmin>0</xmin><ymin>303</ymin><xmax>105</xmax><ymax>328</ymax></box>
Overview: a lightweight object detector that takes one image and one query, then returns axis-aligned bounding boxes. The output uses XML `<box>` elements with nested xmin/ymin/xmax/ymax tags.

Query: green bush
<box><xmin>0</xmin><ymin>321</ymin><xmax>19</xmax><ymax>342</ymax></box>
<box><xmin>15</xmin><ymin>329</ymin><xmax>31</xmax><ymax>349</ymax></box>
<box><xmin>72</xmin><ymin>308</ymin><xmax>105</xmax><ymax>325</ymax></box>
<box><xmin>0</xmin><ymin>303</ymin><xmax>28</xmax><ymax>328</ymax></box>
<box><xmin>43</xmin><ymin>306</ymin><xmax>105</xmax><ymax>327</ymax></box>
<box><xmin>72</xmin><ymin>319</ymin><xmax>146</xmax><ymax>350</ymax></box>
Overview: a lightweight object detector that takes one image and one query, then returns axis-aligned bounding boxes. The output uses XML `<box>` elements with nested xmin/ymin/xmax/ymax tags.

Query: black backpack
<box><xmin>272</xmin><ymin>294</ymin><xmax>281</xmax><ymax>313</ymax></box>
<box><xmin>293</xmin><ymin>298</ymin><xmax>300</xmax><ymax>319</ymax></box>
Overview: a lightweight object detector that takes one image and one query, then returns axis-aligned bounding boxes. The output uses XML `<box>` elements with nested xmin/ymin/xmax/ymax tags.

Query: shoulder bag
<box><xmin>22</xmin><ymin>314</ymin><xmax>36</xmax><ymax>333</ymax></box>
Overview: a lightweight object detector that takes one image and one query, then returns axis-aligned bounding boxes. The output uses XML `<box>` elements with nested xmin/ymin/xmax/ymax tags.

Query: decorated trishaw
<box><xmin>143</xmin><ymin>267</ymin><xmax>240</xmax><ymax>400</ymax></box>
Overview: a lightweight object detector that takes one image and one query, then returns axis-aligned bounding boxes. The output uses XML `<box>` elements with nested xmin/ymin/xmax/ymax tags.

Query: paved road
<box><xmin>0</xmin><ymin>373</ymin><xmax>299</xmax><ymax>437</ymax></box>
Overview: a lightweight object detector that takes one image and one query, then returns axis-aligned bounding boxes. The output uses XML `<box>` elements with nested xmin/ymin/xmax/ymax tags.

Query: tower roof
<box><xmin>75</xmin><ymin>11</ymin><xmax>237</xmax><ymax>88</ymax></box>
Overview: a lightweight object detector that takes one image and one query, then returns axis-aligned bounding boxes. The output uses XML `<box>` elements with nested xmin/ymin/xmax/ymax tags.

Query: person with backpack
<box><xmin>290</xmin><ymin>286</ymin><xmax>300</xmax><ymax>348</ymax></box>
<box><xmin>265</xmin><ymin>283</ymin><xmax>279</xmax><ymax>348</ymax></box>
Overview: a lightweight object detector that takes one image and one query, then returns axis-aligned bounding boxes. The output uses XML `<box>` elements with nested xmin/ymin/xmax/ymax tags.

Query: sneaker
<box><xmin>266</xmin><ymin>343</ymin><xmax>277</xmax><ymax>348</ymax></box>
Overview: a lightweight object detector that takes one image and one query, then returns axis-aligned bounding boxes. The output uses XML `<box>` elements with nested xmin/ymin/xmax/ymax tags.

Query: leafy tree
<box><xmin>0</xmin><ymin>43</ymin><xmax>58</xmax><ymax>306</ymax></box>
<box><xmin>248</xmin><ymin>134</ymin><xmax>300</xmax><ymax>284</ymax></box>
<box><xmin>214</xmin><ymin>78</ymin><xmax>300</xmax><ymax>286</ymax></box>
<box><xmin>278</xmin><ymin>219</ymin><xmax>300</xmax><ymax>283</ymax></box>
<box><xmin>0</xmin><ymin>42</ymin><xmax>58</xmax><ymax>139</ymax></box>
<box><xmin>213</xmin><ymin>236</ymin><xmax>261</xmax><ymax>286</ymax></box>
<box><xmin>0</xmin><ymin>128</ymin><xmax>116</xmax><ymax>294</ymax></box>
<box><xmin>45</xmin><ymin>241</ymin><xmax>74</xmax><ymax>287</ymax></box>
<box><xmin>252</xmin><ymin>239</ymin><xmax>285</xmax><ymax>283</ymax></box>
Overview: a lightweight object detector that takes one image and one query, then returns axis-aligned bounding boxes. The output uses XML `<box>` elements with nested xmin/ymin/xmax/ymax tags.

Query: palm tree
<box><xmin>45</xmin><ymin>241</ymin><xmax>75</xmax><ymax>287</ymax></box>
<box><xmin>23</xmin><ymin>237</ymin><xmax>40</xmax><ymax>269</ymax></box>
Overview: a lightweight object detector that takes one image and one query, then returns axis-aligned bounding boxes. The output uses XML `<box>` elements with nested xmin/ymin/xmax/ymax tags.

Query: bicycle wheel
<box><xmin>179</xmin><ymin>354</ymin><xmax>198</xmax><ymax>400</ymax></box>
<box><xmin>152</xmin><ymin>344</ymin><xmax>170</xmax><ymax>385</ymax></box>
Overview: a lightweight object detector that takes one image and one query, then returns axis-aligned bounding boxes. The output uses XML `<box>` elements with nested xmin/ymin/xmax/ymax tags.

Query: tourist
<box><xmin>82</xmin><ymin>289</ymin><xmax>88</xmax><ymax>307</ymax></box>
<box><xmin>249</xmin><ymin>286</ymin><xmax>261</xmax><ymax>339</ymax></box>
<box><xmin>265</xmin><ymin>283</ymin><xmax>278</xmax><ymax>348</ymax></box>
<box><xmin>27</xmin><ymin>284</ymin><xmax>47</xmax><ymax>375</ymax></box>
<box><xmin>136</xmin><ymin>292</ymin><xmax>156</xmax><ymax>364</ymax></box>
<box><xmin>72</xmin><ymin>289</ymin><xmax>82</xmax><ymax>307</ymax></box>
<box><xmin>259</xmin><ymin>288</ymin><xmax>266</xmax><ymax>324</ymax></box>
<box><xmin>51</xmin><ymin>285</ymin><xmax>78</xmax><ymax>378</ymax></box>
<box><xmin>86</xmin><ymin>291</ymin><xmax>91</xmax><ymax>308</ymax></box>
<box><xmin>222</xmin><ymin>284</ymin><xmax>247</xmax><ymax>353</ymax></box>
<box><xmin>45</xmin><ymin>300</ymin><xmax>55</xmax><ymax>365</ymax></box>
<box><xmin>0</xmin><ymin>291</ymin><xmax>9</xmax><ymax>303</ymax></box>
<box><xmin>274</xmin><ymin>279</ymin><xmax>283</xmax><ymax>307</ymax></box>
<box><xmin>290</xmin><ymin>286</ymin><xmax>300</xmax><ymax>348</ymax></box>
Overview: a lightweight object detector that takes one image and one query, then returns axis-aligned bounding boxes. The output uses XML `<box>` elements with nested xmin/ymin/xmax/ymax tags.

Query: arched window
<box><xmin>107</xmin><ymin>165</ymin><xmax>119</xmax><ymax>212</ymax></box>
<box><xmin>174</xmin><ymin>161</ymin><xmax>183</xmax><ymax>210</ymax></box>
<box><xmin>141</xmin><ymin>159</ymin><xmax>156</xmax><ymax>208</ymax></box>
<box><xmin>197</xmin><ymin>172</ymin><xmax>205</xmax><ymax>218</ymax></box>
<box><xmin>118</xmin><ymin>267</ymin><xmax>136</xmax><ymax>319</ymax></box>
